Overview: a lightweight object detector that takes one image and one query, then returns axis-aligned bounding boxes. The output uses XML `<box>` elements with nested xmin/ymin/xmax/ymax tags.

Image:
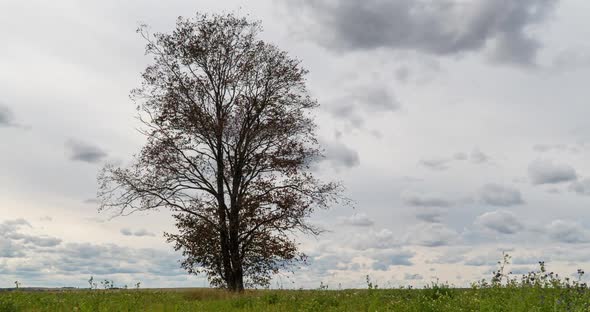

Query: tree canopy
<box><xmin>98</xmin><ymin>12</ymin><xmax>343</xmax><ymax>291</ymax></box>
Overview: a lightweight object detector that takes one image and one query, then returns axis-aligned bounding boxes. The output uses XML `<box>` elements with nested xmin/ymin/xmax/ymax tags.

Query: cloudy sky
<box><xmin>2</xmin><ymin>0</ymin><xmax>590</xmax><ymax>289</ymax></box>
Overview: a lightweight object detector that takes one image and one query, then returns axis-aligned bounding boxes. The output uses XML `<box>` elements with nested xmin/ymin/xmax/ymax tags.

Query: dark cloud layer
<box><xmin>65</xmin><ymin>139</ymin><xmax>108</xmax><ymax>164</ymax></box>
<box><xmin>292</xmin><ymin>0</ymin><xmax>557</xmax><ymax>65</ymax></box>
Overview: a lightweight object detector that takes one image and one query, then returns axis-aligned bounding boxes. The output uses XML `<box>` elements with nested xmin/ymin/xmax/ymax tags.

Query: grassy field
<box><xmin>2</xmin><ymin>257</ymin><xmax>589</xmax><ymax>311</ymax></box>
<box><xmin>1</xmin><ymin>285</ymin><xmax>590</xmax><ymax>311</ymax></box>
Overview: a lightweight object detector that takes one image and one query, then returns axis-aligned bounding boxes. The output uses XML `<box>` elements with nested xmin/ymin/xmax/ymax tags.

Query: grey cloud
<box><xmin>52</xmin><ymin>242</ymin><xmax>185</xmax><ymax>277</ymax></box>
<box><xmin>31</xmin><ymin>237</ymin><xmax>62</xmax><ymax>247</ymax></box>
<box><xmin>337</xmin><ymin>213</ymin><xmax>374</xmax><ymax>227</ymax></box>
<box><xmin>550</xmin><ymin>48</ymin><xmax>590</xmax><ymax>73</ymax></box>
<box><xmin>533</xmin><ymin>143</ymin><xmax>568</xmax><ymax>152</ymax></box>
<box><xmin>534</xmin><ymin>143</ymin><xmax>581</xmax><ymax>154</ymax></box>
<box><xmin>347</xmin><ymin>229</ymin><xmax>399</xmax><ymax>250</ymax></box>
<box><xmin>121</xmin><ymin>228</ymin><xmax>156</xmax><ymax>237</ymax></box>
<box><xmin>528</xmin><ymin>159</ymin><xmax>578</xmax><ymax>185</ymax></box>
<box><xmin>479</xmin><ymin>184</ymin><xmax>524</xmax><ymax>206</ymax></box>
<box><xmin>421</xmin><ymin>149</ymin><xmax>490</xmax><ymax>170</ymax></box>
<box><xmin>306</xmin><ymin>248</ymin><xmax>411</xmax><ymax>275</ymax></box>
<box><xmin>327</xmin><ymin>85</ymin><xmax>400</xmax><ymax>127</ymax></box>
<box><xmin>134</xmin><ymin>229</ymin><xmax>156</xmax><ymax>237</ymax></box>
<box><xmin>453</xmin><ymin>152</ymin><xmax>468</xmax><ymax>161</ymax></box>
<box><xmin>371</xmin><ymin>249</ymin><xmax>414</xmax><ymax>270</ymax></box>
<box><xmin>404</xmin><ymin>273</ymin><xmax>423</xmax><ymax>280</ymax></box>
<box><xmin>426</xmin><ymin>250</ymin><xmax>466</xmax><ymax>264</ymax></box>
<box><xmin>569</xmin><ymin>178</ymin><xmax>590</xmax><ymax>196</ymax></box>
<box><xmin>470</xmin><ymin>148</ymin><xmax>490</xmax><ymax>164</ymax></box>
<box><xmin>292</xmin><ymin>0</ymin><xmax>556</xmax><ymax>65</ymax></box>
<box><xmin>320</xmin><ymin>140</ymin><xmax>360</xmax><ymax>170</ymax></box>
<box><xmin>420</xmin><ymin>157</ymin><xmax>452</xmax><ymax>171</ymax></box>
<box><xmin>0</xmin><ymin>239</ymin><xmax>26</xmax><ymax>258</ymax></box>
<box><xmin>329</xmin><ymin>102</ymin><xmax>358</xmax><ymax>122</ymax></box>
<box><xmin>547</xmin><ymin>220</ymin><xmax>589</xmax><ymax>244</ymax></box>
<box><xmin>512</xmin><ymin>255</ymin><xmax>549</xmax><ymax>265</ymax></box>
<box><xmin>464</xmin><ymin>255</ymin><xmax>499</xmax><ymax>266</ymax></box>
<box><xmin>0</xmin><ymin>104</ymin><xmax>16</xmax><ymax>127</ymax></box>
<box><xmin>0</xmin><ymin>219</ymin><xmax>61</xmax><ymax>249</ymax></box>
<box><xmin>0</xmin><ymin>103</ymin><xmax>28</xmax><ymax>129</ymax></box>
<box><xmin>406</xmin><ymin>223</ymin><xmax>459</xmax><ymax>247</ymax></box>
<box><xmin>395</xmin><ymin>67</ymin><xmax>410</xmax><ymax>83</ymax></box>
<box><xmin>546</xmin><ymin>187</ymin><xmax>562</xmax><ymax>194</ymax></box>
<box><xmin>475</xmin><ymin>210</ymin><xmax>524</xmax><ymax>234</ymax></box>
<box><xmin>308</xmin><ymin>253</ymin><xmax>359</xmax><ymax>273</ymax></box>
<box><xmin>401</xmin><ymin>191</ymin><xmax>454</xmax><ymax>207</ymax></box>
<box><xmin>415</xmin><ymin>207</ymin><xmax>446</xmax><ymax>223</ymax></box>
<box><xmin>308</xmin><ymin>255</ymin><xmax>342</xmax><ymax>273</ymax></box>
<box><xmin>0</xmin><ymin>218</ymin><xmax>31</xmax><ymax>233</ymax></box>
<box><xmin>401</xmin><ymin>176</ymin><xmax>424</xmax><ymax>183</ymax></box>
<box><xmin>8</xmin><ymin>233</ymin><xmax>62</xmax><ymax>247</ymax></box>
<box><xmin>65</xmin><ymin>139</ymin><xmax>108</xmax><ymax>164</ymax></box>
<box><xmin>354</xmin><ymin>85</ymin><xmax>400</xmax><ymax>113</ymax></box>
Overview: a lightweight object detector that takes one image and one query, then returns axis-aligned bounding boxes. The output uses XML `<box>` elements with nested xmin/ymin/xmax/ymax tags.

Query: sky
<box><xmin>2</xmin><ymin>0</ymin><xmax>590</xmax><ymax>289</ymax></box>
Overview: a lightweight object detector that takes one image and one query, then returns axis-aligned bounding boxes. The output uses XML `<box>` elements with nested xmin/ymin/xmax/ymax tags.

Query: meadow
<box><xmin>1</xmin><ymin>256</ymin><xmax>590</xmax><ymax>311</ymax></box>
<box><xmin>1</xmin><ymin>285</ymin><xmax>590</xmax><ymax>312</ymax></box>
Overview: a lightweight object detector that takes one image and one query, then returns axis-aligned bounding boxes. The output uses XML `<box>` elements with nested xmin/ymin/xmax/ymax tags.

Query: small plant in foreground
<box><xmin>100</xmin><ymin>279</ymin><xmax>114</xmax><ymax>289</ymax></box>
<box><xmin>318</xmin><ymin>281</ymin><xmax>329</xmax><ymax>290</ymax></box>
<box><xmin>366</xmin><ymin>275</ymin><xmax>378</xmax><ymax>290</ymax></box>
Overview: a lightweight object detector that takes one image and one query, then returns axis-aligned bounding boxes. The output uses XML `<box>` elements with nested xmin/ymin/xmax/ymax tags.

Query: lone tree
<box><xmin>98</xmin><ymin>13</ymin><xmax>343</xmax><ymax>291</ymax></box>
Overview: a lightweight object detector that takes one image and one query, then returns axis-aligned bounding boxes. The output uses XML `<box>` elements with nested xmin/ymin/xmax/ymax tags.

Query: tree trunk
<box><xmin>215</xmin><ymin>115</ymin><xmax>234</xmax><ymax>291</ymax></box>
<box><xmin>229</xmin><ymin>157</ymin><xmax>244</xmax><ymax>291</ymax></box>
<box><xmin>229</xmin><ymin>219</ymin><xmax>244</xmax><ymax>291</ymax></box>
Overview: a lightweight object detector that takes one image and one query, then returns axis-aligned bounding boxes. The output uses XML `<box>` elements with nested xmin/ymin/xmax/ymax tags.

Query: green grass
<box><xmin>1</xmin><ymin>286</ymin><xmax>590</xmax><ymax>311</ymax></box>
